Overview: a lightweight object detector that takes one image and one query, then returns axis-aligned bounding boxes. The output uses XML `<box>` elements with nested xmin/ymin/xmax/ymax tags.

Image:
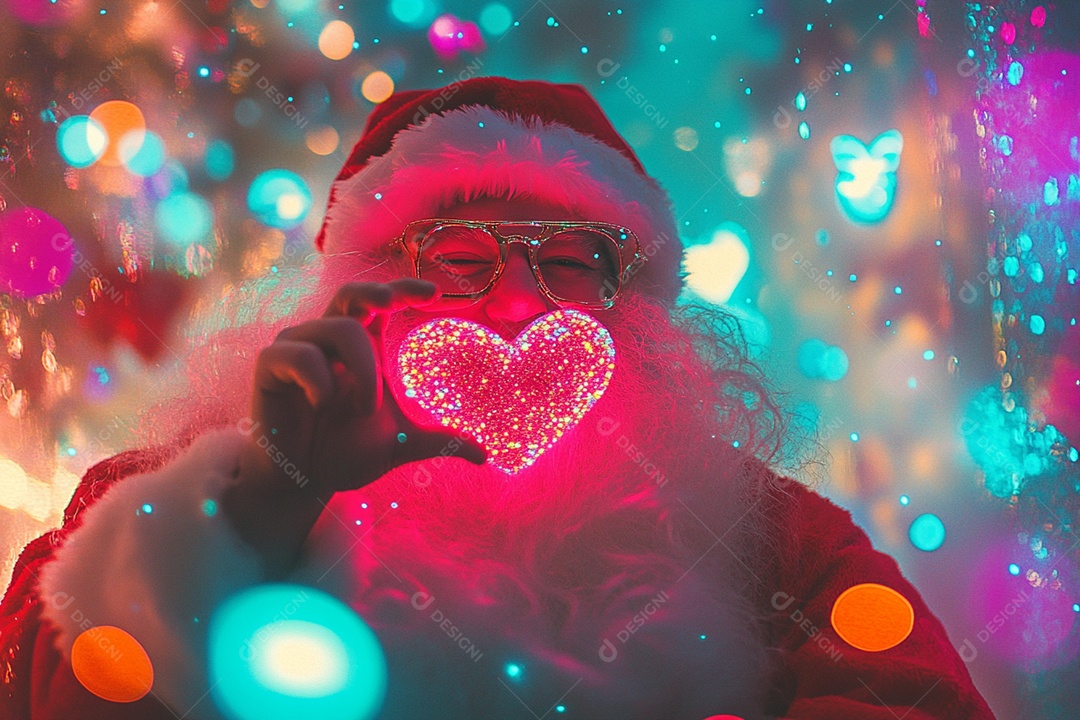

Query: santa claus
<box><xmin>1</xmin><ymin>77</ymin><xmax>996</xmax><ymax>720</ymax></box>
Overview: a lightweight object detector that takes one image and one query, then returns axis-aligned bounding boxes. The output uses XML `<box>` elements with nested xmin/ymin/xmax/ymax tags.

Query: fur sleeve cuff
<box><xmin>38</xmin><ymin>426</ymin><xmax>264</xmax><ymax>719</ymax></box>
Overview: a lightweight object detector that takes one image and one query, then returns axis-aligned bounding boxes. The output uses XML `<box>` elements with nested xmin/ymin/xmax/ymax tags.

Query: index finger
<box><xmin>323</xmin><ymin>279</ymin><xmax>441</xmax><ymax>322</ymax></box>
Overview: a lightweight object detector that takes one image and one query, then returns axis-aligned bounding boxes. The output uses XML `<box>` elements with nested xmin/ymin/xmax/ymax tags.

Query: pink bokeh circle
<box><xmin>0</xmin><ymin>207</ymin><xmax>76</xmax><ymax>298</ymax></box>
<box><xmin>3</xmin><ymin>0</ymin><xmax>83</xmax><ymax>27</ymax></box>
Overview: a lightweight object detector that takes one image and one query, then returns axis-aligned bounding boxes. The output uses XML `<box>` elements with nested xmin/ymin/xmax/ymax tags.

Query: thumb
<box><xmin>396</xmin><ymin>423</ymin><xmax>488</xmax><ymax>467</ymax></box>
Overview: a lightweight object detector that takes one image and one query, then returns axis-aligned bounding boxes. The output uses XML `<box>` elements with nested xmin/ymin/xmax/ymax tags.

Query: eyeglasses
<box><xmin>390</xmin><ymin>218</ymin><xmax>647</xmax><ymax>309</ymax></box>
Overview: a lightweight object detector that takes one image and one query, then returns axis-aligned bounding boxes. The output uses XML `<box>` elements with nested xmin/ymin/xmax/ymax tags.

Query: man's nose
<box><xmin>484</xmin><ymin>244</ymin><xmax>553</xmax><ymax>328</ymax></box>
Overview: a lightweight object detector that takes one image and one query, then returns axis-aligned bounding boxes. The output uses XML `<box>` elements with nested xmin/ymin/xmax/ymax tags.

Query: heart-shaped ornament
<box><xmin>395</xmin><ymin>309</ymin><xmax>616</xmax><ymax>474</ymax></box>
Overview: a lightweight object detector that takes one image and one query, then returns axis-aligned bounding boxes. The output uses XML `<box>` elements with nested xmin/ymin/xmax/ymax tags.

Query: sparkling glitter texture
<box><xmin>396</xmin><ymin>309</ymin><xmax>616</xmax><ymax>474</ymax></box>
<box><xmin>954</xmin><ymin>0</ymin><xmax>1080</xmax><ymax>692</ymax></box>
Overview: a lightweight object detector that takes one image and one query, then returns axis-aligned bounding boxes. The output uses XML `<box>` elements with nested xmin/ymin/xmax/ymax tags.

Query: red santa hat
<box><xmin>315</xmin><ymin>76</ymin><xmax>683</xmax><ymax>305</ymax></box>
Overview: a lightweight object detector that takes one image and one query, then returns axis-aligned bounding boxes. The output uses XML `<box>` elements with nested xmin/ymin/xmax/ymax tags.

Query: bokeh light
<box><xmin>1030</xmin><ymin>314</ymin><xmax>1046</xmax><ymax>335</ymax></box>
<box><xmin>88</xmin><ymin>100</ymin><xmax>146</xmax><ymax>166</ymax></box>
<box><xmin>674</xmin><ymin>126</ymin><xmax>699</xmax><ymax>151</ymax></box>
<box><xmin>56</xmin><ymin>115</ymin><xmax>107</xmax><ymax>168</ymax></box>
<box><xmin>119</xmin><ymin>130</ymin><xmax>165</xmax><ymax>176</ymax></box>
<box><xmin>0</xmin><ymin>457</ymin><xmax>29</xmax><ymax>512</ymax></box>
<box><xmin>70</xmin><ymin>625</ymin><xmax>154</xmax><ymax>703</ymax></box>
<box><xmin>276</xmin><ymin>0</ymin><xmax>316</xmax><ymax>13</ymax></box>
<box><xmin>206</xmin><ymin>139</ymin><xmax>236</xmax><ymax>181</ymax></box>
<box><xmin>155</xmin><ymin>192</ymin><xmax>213</xmax><ymax>245</ymax></box>
<box><xmin>683</xmin><ymin>224</ymin><xmax>751</xmax><ymax>304</ymax></box>
<box><xmin>909</xmin><ymin>513</ymin><xmax>946</xmax><ymax>552</ymax></box>
<box><xmin>723</xmin><ymin>137</ymin><xmax>770</xmax><ymax>198</ymax></box>
<box><xmin>82</xmin><ymin>363</ymin><xmax>115</xmax><ymax>403</ymax></box>
<box><xmin>427</xmin><ymin>14</ymin><xmax>484</xmax><ymax>56</ymax></box>
<box><xmin>1007</xmin><ymin>60</ymin><xmax>1024</xmax><ymax>86</ymax></box>
<box><xmin>3</xmin><ymin>0</ymin><xmax>83</xmax><ymax>26</ymax></box>
<box><xmin>968</xmin><ymin>539</ymin><xmax>1080</xmax><ymax>666</ymax></box>
<box><xmin>148</xmin><ymin>159</ymin><xmax>190</xmax><ymax>201</ymax></box>
<box><xmin>234</xmin><ymin>98</ymin><xmax>262</xmax><ymax>127</ymax></box>
<box><xmin>305</xmin><ymin>126</ymin><xmax>340</xmax><ymax>155</ymax></box>
<box><xmin>797</xmin><ymin>338</ymin><xmax>849</xmax><ymax>382</ymax></box>
<box><xmin>209</xmin><ymin>584</ymin><xmax>386</xmax><ymax>720</ymax></box>
<box><xmin>0</xmin><ymin>6</ymin><xmax>1074</xmax><ymax>715</ymax></box>
<box><xmin>389</xmin><ymin>0</ymin><xmax>435</xmax><ymax>27</ymax></box>
<box><xmin>0</xmin><ymin>453</ymin><xmax>70</xmax><ymax>520</ymax></box>
<box><xmin>250</xmin><ymin>621</ymin><xmax>348</xmax><ymax>695</ymax></box>
<box><xmin>318</xmin><ymin>20</ymin><xmax>355</xmax><ymax>60</ymax></box>
<box><xmin>360</xmin><ymin>71</ymin><xmax>395</xmax><ymax>103</ymax></box>
<box><xmin>247</xmin><ymin>169</ymin><xmax>313</xmax><ymax>229</ymax></box>
<box><xmin>961</xmin><ymin>385</ymin><xmax>1068</xmax><ymax>498</ymax></box>
<box><xmin>479</xmin><ymin>2</ymin><xmax>513</xmax><ymax>35</ymax></box>
<box><xmin>0</xmin><ymin>207</ymin><xmax>75</xmax><ymax>298</ymax></box>
<box><xmin>831</xmin><ymin>130</ymin><xmax>903</xmax><ymax>224</ymax></box>
<box><xmin>830</xmin><ymin>583</ymin><xmax>915</xmax><ymax>652</ymax></box>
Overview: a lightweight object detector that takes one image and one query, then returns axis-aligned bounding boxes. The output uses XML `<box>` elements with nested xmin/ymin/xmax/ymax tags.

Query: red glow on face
<box><xmin>396</xmin><ymin>309</ymin><xmax>616</xmax><ymax>473</ymax></box>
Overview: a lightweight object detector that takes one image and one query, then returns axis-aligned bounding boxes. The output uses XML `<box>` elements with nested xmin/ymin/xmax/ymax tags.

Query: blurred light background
<box><xmin>1</xmin><ymin>1</ymin><xmax>1079</xmax><ymax>717</ymax></box>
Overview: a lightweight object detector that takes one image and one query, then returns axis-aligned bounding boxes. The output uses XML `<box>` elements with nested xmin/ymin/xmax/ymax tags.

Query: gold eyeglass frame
<box><xmin>389</xmin><ymin>218</ymin><xmax>648</xmax><ymax>309</ymax></box>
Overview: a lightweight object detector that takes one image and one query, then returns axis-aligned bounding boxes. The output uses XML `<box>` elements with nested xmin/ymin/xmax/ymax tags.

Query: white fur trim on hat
<box><xmin>319</xmin><ymin>105</ymin><xmax>682</xmax><ymax>301</ymax></box>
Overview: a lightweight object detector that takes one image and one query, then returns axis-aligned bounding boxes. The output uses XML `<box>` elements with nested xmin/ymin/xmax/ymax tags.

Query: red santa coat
<box><xmin>0</xmin><ymin>437</ymin><xmax>998</xmax><ymax>719</ymax></box>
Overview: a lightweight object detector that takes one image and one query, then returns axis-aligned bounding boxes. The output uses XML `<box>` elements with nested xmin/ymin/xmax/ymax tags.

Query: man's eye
<box><xmin>438</xmin><ymin>256</ymin><xmax>491</xmax><ymax>267</ymax></box>
<box><xmin>427</xmin><ymin>255</ymin><xmax>494</xmax><ymax>276</ymax></box>
<box><xmin>542</xmin><ymin>257</ymin><xmax>598</xmax><ymax>270</ymax></box>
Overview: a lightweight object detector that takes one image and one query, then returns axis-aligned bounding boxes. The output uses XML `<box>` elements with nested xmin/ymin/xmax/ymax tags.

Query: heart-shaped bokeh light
<box><xmin>396</xmin><ymin>309</ymin><xmax>616</xmax><ymax>474</ymax></box>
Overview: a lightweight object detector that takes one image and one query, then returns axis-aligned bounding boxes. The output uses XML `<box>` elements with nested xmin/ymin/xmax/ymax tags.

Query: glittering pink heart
<box><xmin>395</xmin><ymin>309</ymin><xmax>616</xmax><ymax>474</ymax></box>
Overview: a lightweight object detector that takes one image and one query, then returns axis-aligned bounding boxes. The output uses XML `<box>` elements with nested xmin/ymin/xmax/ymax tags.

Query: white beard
<box><xmin>296</xmin><ymin>452</ymin><xmax>772</xmax><ymax>720</ymax></box>
<box><xmin>366</xmin><ymin>566</ymin><xmax>765</xmax><ymax>719</ymax></box>
<box><xmin>134</xmin><ymin>261</ymin><xmax>778</xmax><ymax>718</ymax></box>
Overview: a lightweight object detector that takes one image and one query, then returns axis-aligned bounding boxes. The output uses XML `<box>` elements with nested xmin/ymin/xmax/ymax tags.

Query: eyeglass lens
<box><xmin>416</xmin><ymin>225</ymin><xmax>622</xmax><ymax>304</ymax></box>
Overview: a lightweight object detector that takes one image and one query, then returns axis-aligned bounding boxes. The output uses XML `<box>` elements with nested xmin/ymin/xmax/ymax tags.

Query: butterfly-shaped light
<box><xmin>830</xmin><ymin>129</ymin><xmax>904</xmax><ymax>224</ymax></box>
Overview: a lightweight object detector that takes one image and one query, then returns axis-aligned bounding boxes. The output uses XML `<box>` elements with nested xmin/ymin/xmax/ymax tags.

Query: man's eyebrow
<box><xmin>555</xmin><ymin>230</ymin><xmax>612</xmax><ymax>247</ymax></box>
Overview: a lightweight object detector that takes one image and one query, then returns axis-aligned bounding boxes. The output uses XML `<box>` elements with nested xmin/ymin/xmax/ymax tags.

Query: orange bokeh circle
<box><xmin>88</xmin><ymin>101</ymin><xmax>146</xmax><ymax>167</ymax></box>
<box><xmin>830</xmin><ymin>583</ymin><xmax>915</xmax><ymax>652</ymax></box>
<box><xmin>71</xmin><ymin>625</ymin><xmax>154</xmax><ymax>702</ymax></box>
